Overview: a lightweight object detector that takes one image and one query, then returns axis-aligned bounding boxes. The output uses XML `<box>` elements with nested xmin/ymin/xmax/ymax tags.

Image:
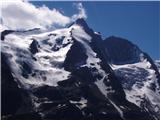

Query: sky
<box><xmin>1</xmin><ymin>1</ymin><xmax>160</xmax><ymax>59</ymax></box>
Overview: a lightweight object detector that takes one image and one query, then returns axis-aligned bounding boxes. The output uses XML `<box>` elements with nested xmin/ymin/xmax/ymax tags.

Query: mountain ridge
<box><xmin>1</xmin><ymin>18</ymin><xmax>159</xmax><ymax>120</ymax></box>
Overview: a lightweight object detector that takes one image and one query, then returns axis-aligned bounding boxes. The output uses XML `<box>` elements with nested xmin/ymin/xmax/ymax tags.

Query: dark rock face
<box><xmin>1</xmin><ymin>53</ymin><xmax>39</xmax><ymax>120</ymax></box>
<box><xmin>75</xmin><ymin>18</ymin><xmax>90</xmax><ymax>31</ymax></box>
<box><xmin>21</xmin><ymin>61</ymin><xmax>32</xmax><ymax>78</ymax></box>
<box><xmin>29</xmin><ymin>67</ymin><xmax>154</xmax><ymax>120</ymax></box>
<box><xmin>63</xmin><ymin>40</ymin><xmax>88</xmax><ymax>71</ymax></box>
<box><xmin>29</xmin><ymin>39</ymin><xmax>40</xmax><ymax>54</ymax></box>
<box><xmin>31</xmin><ymin>75</ymin><xmax>124</xmax><ymax>120</ymax></box>
<box><xmin>104</xmin><ymin>36</ymin><xmax>142</xmax><ymax>65</ymax></box>
<box><xmin>1</xmin><ymin>53</ymin><xmax>22</xmax><ymax>115</ymax></box>
<box><xmin>1</xmin><ymin>30</ymin><xmax>14</xmax><ymax>40</ymax></box>
<box><xmin>2</xmin><ymin>112</ymin><xmax>41</xmax><ymax>120</ymax></box>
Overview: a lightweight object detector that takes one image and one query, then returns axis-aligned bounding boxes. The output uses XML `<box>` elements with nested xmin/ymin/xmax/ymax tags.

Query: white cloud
<box><xmin>1</xmin><ymin>1</ymin><xmax>87</xmax><ymax>30</ymax></box>
<box><xmin>72</xmin><ymin>3</ymin><xmax>87</xmax><ymax>21</ymax></box>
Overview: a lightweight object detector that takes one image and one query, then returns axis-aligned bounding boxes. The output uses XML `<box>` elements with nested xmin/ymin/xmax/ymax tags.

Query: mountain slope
<box><xmin>103</xmin><ymin>36</ymin><xmax>160</xmax><ymax>120</ymax></box>
<box><xmin>104</xmin><ymin>36</ymin><xmax>142</xmax><ymax>65</ymax></box>
<box><xmin>1</xmin><ymin>19</ymin><xmax>158</xmax><ymax>120</ymax></box>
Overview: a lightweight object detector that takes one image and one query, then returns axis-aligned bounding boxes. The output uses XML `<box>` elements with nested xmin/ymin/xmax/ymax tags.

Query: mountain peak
<box><xmin>67</xmin><ymin>18</ymin><xmax>90</xmax><ymax>32</ymax></box>
<box><xmin>75</xmin><ymin>18</ymin><xmax>90</xmax><ymax>29</ymax></box>
<box><xmin>73</xmin><ymin>18</ymin><xmax>95</xmax><ymax>36</ymax></box>
<box><xmin>75</xmin><ymin>18</ymin><xmax>87</xmax><ymax>25</ymax></box>
<box><xmin>104</xmin><ymin>36</ymin><xmax>142</xmax><ymax>65</ymax></box>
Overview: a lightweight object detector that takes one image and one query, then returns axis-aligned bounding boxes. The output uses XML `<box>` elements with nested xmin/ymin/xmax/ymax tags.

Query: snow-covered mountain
<box><xmin>103</xmin><ymin>37</ymin><xmax>160</xmax><ymax>120</ymax></box>
<box><xmin>1</xmin><ymin>19</ymin><xmax>159</xmax><ymax>120</ymax></box>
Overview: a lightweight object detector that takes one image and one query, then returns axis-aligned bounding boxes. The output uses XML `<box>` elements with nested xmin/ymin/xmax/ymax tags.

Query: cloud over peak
<box><xmin>1</xmin><ymin>1</ymin><xmax>87</xmax><ymax>30</ymax></box>
<box><xmin>72</xmin><ymin>3</ymin><xmax>87</xmax><ymax>21</ymax></box>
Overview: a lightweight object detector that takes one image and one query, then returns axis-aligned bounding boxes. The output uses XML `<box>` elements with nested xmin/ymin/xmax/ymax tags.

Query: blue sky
<box><xmin>31</xmin><ymin>1</ymin><xmax>159</xmax><ymax>59</ymax></box>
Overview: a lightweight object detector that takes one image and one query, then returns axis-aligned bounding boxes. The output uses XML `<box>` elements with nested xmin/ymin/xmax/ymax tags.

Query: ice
<box><xmin>112</xmin><ymin>60</ymin><xmax>160</xmax><ymax>115</ymax></box>
<box><xmin>1</xmin><ymin>27</ymin><xmax>73</xmax><ymax>88</ymax></box>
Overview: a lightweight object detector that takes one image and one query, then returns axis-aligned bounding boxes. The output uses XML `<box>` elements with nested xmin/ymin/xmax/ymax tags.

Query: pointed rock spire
<box><xmin>29</xmin><ymin>39</ymin><xmax>40</xmax><ymax>54</ymax></box>
<box><xmin>75</xmin><ymin>18</ymin><xmax>89</xmax><ymax>29</ymax></box>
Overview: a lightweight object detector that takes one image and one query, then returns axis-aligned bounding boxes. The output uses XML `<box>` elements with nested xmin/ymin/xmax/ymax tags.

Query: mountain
<box><xmin>1</xmin><ymin>18</ymin><xmax>159</xmax><ymax>120</ymax></box>
<box><xmin>104</xmin><ymin>37</ymin><xmax>160</xmax><ymax>119</ymax></box>
<box><xmin>103</xmin><ymin>36</ymin><xmax>143</xmax><ymax>65</ymax></box>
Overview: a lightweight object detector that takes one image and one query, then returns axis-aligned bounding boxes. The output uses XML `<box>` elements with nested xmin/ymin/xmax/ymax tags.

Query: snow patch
<box><xmin>112</xmin><ymin>60</ymin><xmax>160</xmax><ymax>116</ymax></box>
<box><xmin>70</xmin><ymin>97</ymin><xmax>87</xmax><ymax>109</ymax></box>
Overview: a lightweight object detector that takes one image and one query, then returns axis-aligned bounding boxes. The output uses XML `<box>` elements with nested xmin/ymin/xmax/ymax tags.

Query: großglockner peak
<box><xmin>1</xmin><ymin>18</ymin><xmax>159</xmax><ymax>120</ymax></box>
